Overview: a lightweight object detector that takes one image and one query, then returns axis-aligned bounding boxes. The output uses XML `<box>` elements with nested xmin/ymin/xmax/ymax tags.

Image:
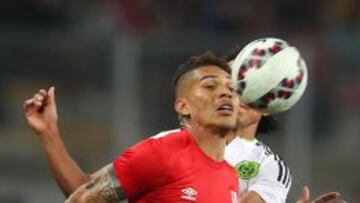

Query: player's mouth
<box><xmin>216</xmin><ymin>101</ymin><xmax>234</xmax><ymax>116</ymax></box>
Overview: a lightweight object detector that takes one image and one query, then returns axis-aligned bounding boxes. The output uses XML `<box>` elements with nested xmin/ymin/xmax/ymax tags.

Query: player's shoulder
<box><xmin>255</xmin><ymin>141</ymin><xmax>287</xmax><ymax>165</ymax></box>
<box><xmin>255</xmin><ymin>140</ymin><xmax>277</xmax><ymax>158</ymax></box>
<box><xmin>225</xmin><ymin>137</ymin><xmax>270</xmax><ymax>164</ymax></box>
<box><xmin>228</xmin><ymin>138</ymin><xmax>291</xmax><ymax>185</ymax></box>
<box><xmin>151</xmin><ymin>128</ymin><xmax>182</xmax><ymax>139</ymax></box>
<box><xmin>146</xmin><ymin>128</ymin><xmax>192</xmax><ymax>149</ymax></box>
<box><xmin>117</xmin><ymin>128</ymin><xmax>191</xmax><ymax>160</ymax></box>
<box><xmin>253</xmin><ymin>140</ymin><xmax>289</xmax><ymax>168</ymax></box>
<box><xmin>255</xmin><ymin>141</ymin><xmax>292</xmax><ymax>188</ymax></box>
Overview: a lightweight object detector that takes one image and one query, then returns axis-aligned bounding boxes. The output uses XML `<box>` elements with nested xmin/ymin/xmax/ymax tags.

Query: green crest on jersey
<box><xmin>234</xmin><ymin>160</ymin><xmax>260</xmax><ymax>180</ymax></box>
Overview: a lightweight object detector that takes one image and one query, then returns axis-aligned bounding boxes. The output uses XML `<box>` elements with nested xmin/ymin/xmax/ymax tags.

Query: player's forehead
<box><xmin>191</xmin><ymin>65</ymin><xmax>232</xmax><ymax>82</ymax></box>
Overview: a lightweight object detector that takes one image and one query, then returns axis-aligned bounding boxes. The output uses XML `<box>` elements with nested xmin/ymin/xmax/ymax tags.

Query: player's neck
<box><xmin>237</xmin><ymin>122</ymin><xmax>258</xmax><ymax>141</ymax></box>
<box><xmin>187</xmin><ymin>124</ymin><xmax>229</xmax><ymax>162</ymax></box>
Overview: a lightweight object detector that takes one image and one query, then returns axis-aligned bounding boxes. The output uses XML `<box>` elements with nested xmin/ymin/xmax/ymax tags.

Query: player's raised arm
<box><xmin>65</xmin><ymin>164</ymin><xmax>126</xmax><ymax>203</ymax></box>
<box><xmin>23</xmin><ymin>87</ymin><xmax>90</xmax><ymax>197</ymax></box>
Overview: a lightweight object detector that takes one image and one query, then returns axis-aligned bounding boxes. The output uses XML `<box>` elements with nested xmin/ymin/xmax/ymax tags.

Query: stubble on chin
<box><xmin>209</xmin><ymin>117</ymin><xmax>237</xmax><ymax>136</ymax></box>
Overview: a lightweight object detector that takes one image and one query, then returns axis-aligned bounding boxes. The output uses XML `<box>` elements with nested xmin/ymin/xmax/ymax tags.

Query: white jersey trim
<box><xmin>151</xmin><ymin>129</ymin><xmax>181</xmax><ymax>139</ymax></box>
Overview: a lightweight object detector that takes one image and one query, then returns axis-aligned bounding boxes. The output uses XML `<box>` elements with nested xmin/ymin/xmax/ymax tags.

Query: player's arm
<box><xmin>239</xmin><ymin>191</ymin><xmax>265</xmax><ymax>203</ymax></box>
<box><xmin>65</xmin><ymin>164</ymin><xmax>126</xmax><ymax>203</ymax></box>
<box><xmin>24</xmin><ymin>87</ymin><xmax>90</xmax><ymax>197</ymax></box>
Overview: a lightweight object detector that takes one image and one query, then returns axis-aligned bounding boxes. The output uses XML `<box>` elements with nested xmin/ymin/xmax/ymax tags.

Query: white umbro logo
<box><xmin>231</xmin><ymin>190</ymin><xmax>239</xmax><ymax>203</ymax></box>
<box><xmin>181</xmin><ymin>187</ymin><xmax>197</xmax><ymax>201</ymax></box>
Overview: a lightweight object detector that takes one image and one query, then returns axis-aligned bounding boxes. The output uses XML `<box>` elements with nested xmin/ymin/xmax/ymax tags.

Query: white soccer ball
<box><xmin>230</xmin><ymin>38</ymin><xmax>308</xmax><ymax>114</ymax></box>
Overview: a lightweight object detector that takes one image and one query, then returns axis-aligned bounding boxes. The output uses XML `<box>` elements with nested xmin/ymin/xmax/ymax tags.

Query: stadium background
<box><xmin>0</xmin><ymin>0</ymin><xmax>359</xmax><ymax>202</ymax></box>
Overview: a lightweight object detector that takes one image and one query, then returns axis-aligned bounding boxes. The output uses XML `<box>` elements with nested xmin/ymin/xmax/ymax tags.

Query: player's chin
<box><xmin>213</xmin><ymin>117</ymin><xmax>237</xmax><ymax>130</ymax></box>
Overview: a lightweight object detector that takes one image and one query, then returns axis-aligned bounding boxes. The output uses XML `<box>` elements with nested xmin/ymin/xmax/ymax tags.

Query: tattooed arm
<box><xmin>65</xmin><ymin>164</ymin><xmax>127</xmax><ymax>203</ymax></box>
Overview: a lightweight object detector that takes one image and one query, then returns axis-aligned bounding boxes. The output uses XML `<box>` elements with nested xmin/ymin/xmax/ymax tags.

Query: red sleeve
<box><xmin>112</xmin><ymin>138</ymin><xmax>169</xmax><ymax>199</ymax></box>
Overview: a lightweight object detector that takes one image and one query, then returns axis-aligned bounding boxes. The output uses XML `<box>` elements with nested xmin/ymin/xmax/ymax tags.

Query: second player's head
<box><xmin>173</xmin><ymin>51</ymin><xmax>239</xmax><ymax>133</ymax></box>
<box><xmin>225</xmin><ymin>45</ymin><xmax>279</xmax><ymax>135</ymax></box>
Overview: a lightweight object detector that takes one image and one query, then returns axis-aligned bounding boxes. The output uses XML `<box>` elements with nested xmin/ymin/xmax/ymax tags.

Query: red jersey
<box><xmin>113</xmin><ymin>129</ymin><xmax>240</xmax><ymax>203</ymax></box>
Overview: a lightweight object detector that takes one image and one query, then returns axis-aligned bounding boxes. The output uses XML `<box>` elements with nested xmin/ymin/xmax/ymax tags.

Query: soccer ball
<box><xmin>230</xmin><ymin>38</ymin><xmax>308</xmax><ymax>114</ymax></box>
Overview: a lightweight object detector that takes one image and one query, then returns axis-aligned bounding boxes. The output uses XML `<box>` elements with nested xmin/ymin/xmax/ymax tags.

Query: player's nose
<box><xmin>218</xmin><ymin>85</ymin><xmax>233</xmax><ymax>99</ymax></box>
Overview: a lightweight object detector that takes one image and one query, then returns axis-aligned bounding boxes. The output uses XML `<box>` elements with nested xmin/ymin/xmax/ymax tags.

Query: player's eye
<box><xmin>202</xmin><ymin>81</ymin><xmax>216</xmax><ymax>90</ymax></box>
<box><xmin>228</xmin><ymin>85</ymin><xmax>235</xmax><ymax>93</ymax></box>
<box><xmin>204</xmin><ymin>84</ymin><xmax>215</xmax><ymax>90</ymax></box>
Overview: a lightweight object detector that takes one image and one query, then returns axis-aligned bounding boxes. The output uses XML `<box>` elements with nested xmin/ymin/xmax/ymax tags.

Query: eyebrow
<box><xmin>200</xmin><ymin>75</ymin><xmax>231</xmax><ymax>81</ymax></box>
<box><xmin>200</xmin><ymin>75</ymin><xmax>217</xmax><ymax>81</ymax></box>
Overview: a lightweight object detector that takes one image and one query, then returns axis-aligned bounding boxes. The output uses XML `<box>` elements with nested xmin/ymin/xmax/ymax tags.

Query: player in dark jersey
<box><xmin>24</xmin><ymin>51</ymin><xmax>241</xmax><ymax>202</ymax></box>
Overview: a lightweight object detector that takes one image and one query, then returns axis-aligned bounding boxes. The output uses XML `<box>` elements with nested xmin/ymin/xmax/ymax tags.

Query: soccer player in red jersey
<box><xmin>24</xmin><ymin>51</ymin><xmax>241</xmax><ymax>203</ymax></box>
<box><xmin>23</xmin><ymin>50</ymin><xmax>344</xmax><ymax>203</ymax></box>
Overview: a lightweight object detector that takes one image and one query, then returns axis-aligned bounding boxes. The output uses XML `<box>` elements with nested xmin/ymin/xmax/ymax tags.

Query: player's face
<box><xmin>236</xmin><ymin>97</ymin><xmax>262</xmax><ymax>128</ymax></box>
<box><xmin>179</xmin><ymin>66</ymin><xmax>239</xmax><ymax>130</ymax></box>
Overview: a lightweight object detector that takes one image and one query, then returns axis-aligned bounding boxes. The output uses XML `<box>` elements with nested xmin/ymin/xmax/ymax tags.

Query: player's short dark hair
<box><xmin>173</xmin><ymin>50</ymin><xmax>230</xmax><ymax>96</ymax></box>
<box><xmin>224</xmin><ymin>44</ymin><xmax>280</xmax><ymax>135</ymax></box>
<box><xmin>256</xmin><ymin>116</ymin><xmax>280</xmax><ymax>135</ymax></box>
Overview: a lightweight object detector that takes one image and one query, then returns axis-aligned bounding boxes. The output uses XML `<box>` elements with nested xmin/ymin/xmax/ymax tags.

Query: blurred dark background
<box><xmin>0</xmin><ymin>0</ymin><xmax>359</xmax><ymax>202</ymax></box>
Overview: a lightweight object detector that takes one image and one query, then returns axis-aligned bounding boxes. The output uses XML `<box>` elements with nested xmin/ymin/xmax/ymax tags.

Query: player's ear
<box><xmin>175</xmin><ymin>97</ymin><xmax>190</xmax><ymax>118</ymax></box>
